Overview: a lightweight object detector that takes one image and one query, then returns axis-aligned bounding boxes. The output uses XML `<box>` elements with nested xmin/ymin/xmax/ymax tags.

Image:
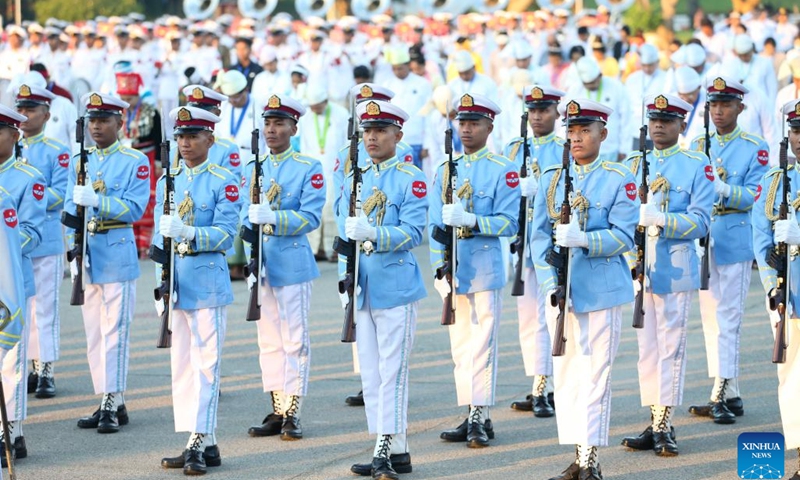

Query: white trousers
<box><xmin>81</xmin><ymin>281</ymin><xmax>135</xmax><ymax>394</ymax></box>
<box><xmin>29</xmin><ymin>255</ymin><xmax>64</xmax><ymax>363</ymax></box>
<box><xmin>357</xmin><ymin>299</ymin><xmax>416</xmax><ymax>435</ymax></box>
<box><xmin>636</xmin><ymin>290</ymin><xmax>691</xmax><ymax>406</ymax></box>
<box><xmin>170</xmin><ymin>306</ymin><xmax>226</xmax><ymax>434</ymax></box>
<box><xmin>548</xmin><ymin>304</ymin><xmax>622</xmax><ymax>447</ymax></box>
<box><xmin>767</xmin><ymin>305</ymin><xmax>800</xmax><ymax>449</ymax></box>
<box><xmin>2</xmin><ymin>297</ymin><xmax>31</xmax><ymax>422</ymax></box>
<box><xmin>257</xmin><ymin>279</ymin><xmax>311</xmax><ymax>396</ymax></box>
<box><xmin>516</xmin><ymin>266</ymin><xmax>551</xmax><ymax>377</ymax></box>
<box><xmin>698</xmin><ymin>256</ymin><xmax>751</xmax><ymax>379</ymax></box>
<box><xmin>448</xmin><ymin>289</ymin><xmax>501</xmax><ymax>407</ymax></box>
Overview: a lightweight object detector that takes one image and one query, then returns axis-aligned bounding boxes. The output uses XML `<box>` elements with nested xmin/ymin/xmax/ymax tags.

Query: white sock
<box><xmin>186</xmin><ymin>433</ymin><xmax>206</xmax><ymax>451</ymax></box>
<box><xmin>390</xmin><ymin>432</ymin><xmax>408</xmax><ymax>455</ymax></box>
<box><xmin>373</xmin><ymin>434</ymin><xmax>393</xmax><ymax>458</ymax></box>
<box><xmin>469</xmin><ymin>405</ymin><xmax>486</xmax><ymax>423</ymax></box>
<box><xmin>577</xmin><ymin>444</ymin><xmax>598</xmax><ymax>468</ymax></box>
<box><xmin>271</xmin><ymin>390</ymin><xmax>284</xmax><ymax>416</ymax></box>
<box><xmin>100</xmin><ymin>392</ymin><xmax>118</xmax><ymax>411</ymax></box>
<box><xmin>534</xmin><ymin>375</ymin><xmax>547</xmax><ymax>396</ymax></box>
<box><xmin>284</xmin><ymin>395</ymin><xmax>302</xmax><ymax>418</ymax></box>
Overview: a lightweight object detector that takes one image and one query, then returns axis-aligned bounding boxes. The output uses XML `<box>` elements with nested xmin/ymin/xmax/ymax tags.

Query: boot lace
<box><xmin>376</xmin><ymin>435</ymin><xmax>392</xmax><ymax>459</ymax></box>
<box><xmin>40</xmin><ymin>362</ymin><xmax>53</xmax><ymax>379</ymax></box>
<box><xmin>270</xmin><ymin>391</ymin><xmax>282</xmax><ymax>415</ymax></box>
<box><xmin>534</xmin><ymin>375</ymin><xmax>548</xmax><ymax>397</ymax></box>
<box><xmin>188</xmin><ymin>433</ymin><xmax>205</xmax><ymax>452</ymax></box>
<box><xmin>101</xmin><ymin>393</ymin><xmax>115</xmax><ymax>412</ymax></box>
<box><xmin>285</xmin><ymin>395</ymin><xmax>300</xmax><ymax>417</ymax></box>
<box><xmin>469</xmin><ymin>406</ymin><xmax>483</xmax><ymax>425</ymax></box>
<box><xmin>714</xmin><ymin>378</ymin><xmax>729</xmax><ymax>403</ymax></box>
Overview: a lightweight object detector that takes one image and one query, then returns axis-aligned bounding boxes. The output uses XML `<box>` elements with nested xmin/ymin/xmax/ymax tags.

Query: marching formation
<box><xmin>0</xmin><ymin>5</ymin><xmax>799</xmax><ymax>480</ymax></box>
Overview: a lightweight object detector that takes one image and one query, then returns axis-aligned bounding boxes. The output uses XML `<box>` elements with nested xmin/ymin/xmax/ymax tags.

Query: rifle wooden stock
<box><xmin>340</xmin><ymin>111</ymin><xmax>361</xmax><ymax>343</ymax></box>
<box><xmin>66</xmin><ymin>117</ymin><xmax>88</xmax><ymax>306</ymax></box>
<box><xmin>511</xmin><ymin>110</ymin><xmax>530</xmax><ymax>297</ymax></box>
<box><xmin>550</xmin><ymin>130</ymin><xmax>572</xmax><ymax>357</ymax></box>
<box><xmin>245</xmin><ymin>124</ymin><xmax>262</xmax><ymax>322</ymax></box>
<box><xmin>770</xmin><ymin>136</ymin><xmax>791</xmax><ymax>364</ymax></box>
<box><xmin>632</xmin><ymin>123</ymin><xmax>649</xmax><ymax>329</ymax></box>
<box><xmin>439</xmin><ymin>128</ymin><xmax>457</xmax><ymax>325</ymax></box>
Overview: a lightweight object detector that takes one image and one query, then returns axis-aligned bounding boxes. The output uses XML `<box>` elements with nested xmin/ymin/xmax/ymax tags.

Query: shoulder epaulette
<box><xmin>625</xmin><ymin>151</ymin><xmax>644</xmax><ymax>161</ymax></box>
<box><xmin>396</xmin><ymin>163</ymin><xmax>419</xmax><ymax>176</ymax></box>
<box><xmin>208</xmin><ymin>163</ymin><xmax>232</xmax><ymax>179</ymax></box>
<box><xmin>681</xmin><ymin>149</ymin><xmax>707</xmax><ymax>161</ymax></box>
<box><xmin>119</xmin><ymin>146</ymin><xmax>145</xmax><ymax>159</ymax></box>
<box><xmin>290</xmin><ymin>152</ymin><xmax>312</xmax><ymax>165</ymax></box>
<box><xmin>398</xmin><ymin>140</ymin><xmax>411</xmax><ymax>149</ymax></box>
<box><xmin>506</xmin><ymin>137</ymin><xmax>524</xmax><ymax>147</ymax></box>
<box><xmin>14</xmin><ymin>162</ymin><xmax>42</xmax><ymax>177</ymax></box>
<box><xmin>601</xmin><ymin>161</ymin><xmax>631</xmax><ymax>177</ymax></box>
<box><xmin>541</xmin><ymin>163</ymin><xmax>561</xmax><ymax>175</ymax></box>
<box><xmin>765</xmin><ymin>165</ymin><xmax>782</xmax><ymax>178</ymax></box>
<box><xmin>554</xmin><ymin>137</ymin><xmax>566</xmax><ymax>146</ymax></box>
<box><xmin>486</xmin><ymin>153</ymin><xmax>510</xmax><ymax>166</ymax></box>
<box><xmin>740</xmin><ymin>131</ymin><xmax>765</xmax><ymax>146</ymax></box>
<box><xmin>42</xmin><ymin>137</ymin><xmax>68</xmax><ymax>150</ymax></box>
<box><xmin>214</xmin><ymin>137</ymin><xmax>233</xmax><ymax>147</ymax></box>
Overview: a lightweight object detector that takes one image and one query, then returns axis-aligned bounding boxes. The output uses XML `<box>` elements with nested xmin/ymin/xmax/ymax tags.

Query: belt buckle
<box><xmin>262</xmin><ymin>224</ymin><xmax>273</xmax><ymax>235</ymax></box>
<box><xmin>457</xmin><ymin>227</ymin><xmax>473</xmax><ymax>239</ymax></box>
<box><xmin>362</xmin><ymin>240</ymin><xmax>374</xmax><ymax>256</ymax></box>
<box><xmin>176</xmin><ymin>241</ymin><xmax>191</xmax><ymax>257</ymax></box>
<box><xmin>791</xmin><ymin>246</ymin><xmax>799</xmax><ymax>259</ymax></box>
<box><xmin>87</xmin><ymin>217</ymin><xmax>99</xmax><ymax>235</ymax></box>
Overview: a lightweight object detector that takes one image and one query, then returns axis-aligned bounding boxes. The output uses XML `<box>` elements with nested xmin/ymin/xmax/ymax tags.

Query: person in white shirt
<box><xmin>252</xmin><ymin>46</ymin><xmax>292</xmax><ymax>109</ymax></box>
<box><xmin>775</xmin><ymin>7</ymin><xmax>799</xmax><ymax>53</ymax></box>
<box><xmin>505</xmin><ymin>41</ymin><xmax>550</xmax><ymax>88</ymax></box>
<box><xmin>384</xmin><ymin>46</ymin><xmax>433</xmax><ymax>169</ymax></box>
<box><xmin>723</xmin><ymin>34</ymin><xmax>778</xmax><ymax>110</ymax></box>
<box><xmin>624</xmin><ymin>44</ymin><xmax>666</xmax><ymax>150</ymax></box>
<box><xmin>447</xmin><ymin>50</ymin><xmax>499</xmax><ymax>103</ymax></box>
<box><xmin>567</xmin><ymin>57</ymin><xmax>631</xmax><ymax>161</ymax></box>
<box><xmin>673</xmin><ymin>66</ymin><xmax>706</xmax><ymax>149</ymax></box>
<box><xmin>298</xmin><ymin>84</ymin><xmax>349</xmax><ymax>260</ymax></box>
<box><xmin>217</xmin><ymin>70</ymin><xmax>263</xmax><ymax>156</ymax></box>
<box><xmin>0</xmin><ymin>26</ymin><xmax>31</xmax><ymax>107</ymax></box>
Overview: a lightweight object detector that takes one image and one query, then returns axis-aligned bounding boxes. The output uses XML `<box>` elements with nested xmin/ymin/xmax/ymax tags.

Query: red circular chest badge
<box><xmin>506</xmin><ymin>171</ymin><xmax>519</xmax><ymax>188</ymax></box>
<box><xmin>625</xmin><ymin>182</ymin><xmax>637</xmax><ymax>200</ymax></box>
<box><xmin>225</xmin><ymin>185</ymin><xmax>239</xmax><ymax>202</ymax></box>
<box><xmin>705</xmin><ymin>165</ymin><xmax>714</xmax><ymax>181</ymax></box>
<box><xmin>3</xmin><ymin>209</ymin><xmax>18</xmax><ymax>228</ymax></box>
<box><xmin>136</xmin><ymin>165</ymin><xmax>149</xmax><ymax>180</ymax></box>
<box><xmin>310</xmin><ymin>173</ymin><xmax>324</xmax><ymax>189</ymax></box>
<box><xmin>32</xmin><ymin>183</ymin><xmax>45</xmax><ymax>201</ymax></box>
<box><xmin>412</xmin><ymin>180</ymin><xmax>427</xmax><ymax>198</ymax></box>
<box><xmin>229</xmin><ymin>153</ymin><xmax>240</xmax><ymax>167</ymax></box>
<box><xmin>757</xmin><ymin>150</ymin><xmax>769</xmax><ymax>166</ymax></box>
<box><xmin>754</xmin><ymin>184</ymin><xmax>762</xmax><ymax>201</ymax></box>
<box><xmin>58</xmin><ymin>153</ymin><xmax>70</xmax><ymax>168</ymax></box>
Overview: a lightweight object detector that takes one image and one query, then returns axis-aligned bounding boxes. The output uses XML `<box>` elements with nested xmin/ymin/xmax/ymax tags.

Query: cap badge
<box><xmin>795</xmin><ymin>102</ymin><xmax>800</xmax><ymax>116</ymax></box>
<box><xmin>191</xmin><ymin>87</ymin><xmax>204</xmax><ymax>100</ymax></box>
<box><xmin>365</xmin><ymin>101</ymin><xmax>381</xmax><ymax>116</ymax></box>
<box><xmin>19</xmin><ymin>85</ymin><xmax>31</xmax><ymax>97</ymax></box>
<box><xmin>267</xmin><ymin>95</ymin><xmax>281</xmax><ymax>109</ymax></box>
<box><xmin>566</xmin><ymin>100</ymin><xmax>580</xmax><ymax>116</ymax></box>
<box><xmin>89</xmin><ymin>93</ymin><xmax>103</xmax><ymax>107</ymax></box>
<box><xmin>177</xmin><ymin>108</ymin><xmax>192</xmax><ymax>122</ymax></box>
<box><xmin>654</xmin><ymin>95</ymin><xmax>668</xmax><ymax>110</ymax></box>
<box><xmin>713</xmin><ymin>77</ymin><xmax>726</xmax><ymax>91</ymax></box>
<box><xmin>360</xmin><ymin>85</ymin><xmax>373</xmax><ymax>98</ymax></box>
<box><xmin>460</xmin><ymin>94</ymin><xmax>474</xmax><ymax>108</ymax></box>
<box><xmin>531</xmin><ymin>87</ymin><xmax>544</xmax><ymax>100</ymax></box>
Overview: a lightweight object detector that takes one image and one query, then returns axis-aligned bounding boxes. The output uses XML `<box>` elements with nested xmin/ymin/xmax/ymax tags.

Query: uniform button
<box><xmin>398</xmin><ymin>259</ymin><xmax>404</xmax><ymax>264</ymax></box>
<box><xmin>368</xmin><ymin>217</ymin><xmax>374</xmax><ymax>223</ymax></box>
<box><xmin>659</xmin><ymin>159</ymin><xmax>664</xmax><ymax>163</ymax></box>
<box><xmin>534</xmin><ymin>145</ymin><xmax>540</xmax><ymax>150</ymax></box>
<box><xmin>579</xmin><ymin>175</ymin><xmax>584</xmax><ymax>180</ymax></box>
<box><xmin>732</xmin><ymin>171</ymin><xmax>737</xmax><ymax>176</ymax></box>
<box><xmin>97</xmin><ymin>171</ymin><xmax>103</xmax><ymax>177</ymax></box>
<box><xmin>466</xmin><ymin>163</ymin><xmax>471</xmax><ymax>168</ymax></box>
<box><xmin>676</xmin><ymin>186</ymin><xmax>681</xmax><ymax>191</ymax></box>
<box><xmin>293</xmin><ymin>242</ymin><xmax>298</xmax><ymax>246</ymax></box>
<box><xmin>121</xmin><ymin>238</ymin><xmax>125</xmax><ymax>242</ymax></box>
<box><xmin>287</xmin><ymin>192</ymin><xmax>291</xmax><ymax>197</ymax></box>
<box><xmin>716</xmin><ymin>158</ymin><xmax>722</xmax><ymax>163</ymax></box>
<box><xmin>114</xmin><ymin>183</ymin><xmax>119</xmax><ymax>188</ymax></box>
<box><xmin>533</xmin><ymin>157</ymin><xmax>538</xmax><ymax>163</ymax></box>
<box><xmin>375</xmin><ymin>172</ymin><xmax>380</xmax><ymax>177</ymax></box>
<box><xmin>479</xmin><ymin>191</ymin><xmax>484</xmax><ymax>195</ymax></box>
<box><xmin>273</xmin><ymin>162</ymin><xmax>278</xmax><ymax>167</ymax></box>
<box><xmin>595</xmin><ymin>202</ymin><xmax>601</xmax><ymax>207</ymax></box>
<box><xmin>483</xmin><ymin>244</ymin><xmax>488</xmax><ymax>249</ymax></box>
<box><xmin>201</xmin><ymin>204</ymin><xmax>207</xmax><ymax>208</ymax></box>
<box><xmin>740</xmin><ymin>221</ymin><xmax>745</xmax><ymax>225</ymax></box>
<box><xmin>210</xmin><ymin>262</ymin><xmax>214</xmax><ymax>266</ymax></box>
<box><xmin>656</xmin><ymin>172</ymin><xmax>662</xmax><ymax>177</ymax></box>
<box><xmin>184</xmin><ymin>190</ymin><xmax>189</xmax><ymax>195</ymax></box>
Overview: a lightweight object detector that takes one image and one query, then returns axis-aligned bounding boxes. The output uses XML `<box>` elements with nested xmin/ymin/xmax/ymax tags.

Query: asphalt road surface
<box><xmin>19</xmin><ymin>248</ymin><xmax>795</xmax><ymax>479</ymax></box>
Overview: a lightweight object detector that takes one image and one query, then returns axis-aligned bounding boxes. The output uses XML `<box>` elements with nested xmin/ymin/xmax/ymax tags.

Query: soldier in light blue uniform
<box><xmin>0</xmin><ymin>105</ymin><xmax>45</xmax><ymax>465</ymax></box>
<box><xmin>752</xmin><ymin>99</ymin><xmax>800</xmax><ymax>480</ymax></box>
<box><xmin>334</xmin><ymin>84</ymin><xmax>415</xmax><ymax>408</ymax></box>
<box><xmin>531</xmin><ymin>99</ymin><xmax>638</xmax><ymax>480</ymax></box>
<box><xmin>430</xmin><ymin>93</ymin><xmax>520</xmax><ymax>449</ymax></box>
<box><xmin>0</xmin><ymin>194</ymin><xmax>26</xmax><ymax>355</ymax></box>
<box><xmin>620</xmin><ymin>94</ymin><xmax>714</xmax><ymax>457</ymax></box>
<box><xmin>503</xmin><ymin>85</ymin><xmax>566</xmax><ymax>418</ymax></box>
<box><xmin>181</xmin><ymin>85</ymin><xmax>244</xmax><ymax>178</ymax></box>
<box><xmin>337</xmin><ymin>100</ymin><xmax>428</xmax><ymax>480</ymax></box>
<box><xmin>242</xmin><ymin>94</ymin><xmax>324</xmax><ymax>442</ymax></box>
<box><xmin>687</xmin><ymin>76</ymin><xmax>770</xmax><ymax>424</ymax></box>
<box><xmin>155</xmin><ymin>106</ymin><xmax>241</xmax><ymax>476</ymax></box>
<box><xmin>66</xmin><ymin>93</ymin><xmax>149</xmax><ymax>434</ymax></box>
<box><xmin>15</xmin><ymin>83</ymin><xmax>69</xmax><ymax>399</ymax></box>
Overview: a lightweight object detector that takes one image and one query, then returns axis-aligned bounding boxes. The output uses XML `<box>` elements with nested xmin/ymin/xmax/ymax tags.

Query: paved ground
<box><xmin>18</xmin><ymin>248</ymin><xmax>796</xmax><ymax>479</ymax></box>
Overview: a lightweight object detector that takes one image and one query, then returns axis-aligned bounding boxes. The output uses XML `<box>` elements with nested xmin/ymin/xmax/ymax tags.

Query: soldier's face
<box><xmin>528</xmin><ymin>105</ymin><xmax>559</xmax><ymax>137</ymax></box>
<box><xmin>88</xmin><ymin>116</ymin><xmax>122</xmax><ymax>148</ymax></box>
<box><xmin>648</xmin><ymin>117</ymin><xmax>685</xmax><ymax>149</ymax></box>
<box><xmin>790</xmin><ymin>126</ymin><xmax>800</xmax><ymax>159</ymax></box>
<box><xmin>567</xmin><ymin>122</ymin><xmax>607</xmax><ymax>164</ymax></box>
<box><xmin>263</xmin><ymin>117</ymin><xmax>297</xmax><ymax>153</ymax></box>
<box><xmin>16</xmin><ymin>105</ymin><xmax>50</xmax><ymax>135</ymax></box>
<box><xmin>458</xmin><ymin>118</ymin><xmax>493</xmax><ymax>152</ymax></box>
<box><xmin>0</xmin><ymin>127</ymin><xmax>20</xmax><ymax>160</ymax></box>
<box><xmin>176</xmin><ymin>131</ymin><xmax>214</xmax><ymax>165</ymax></box>
<box><xmin>709</xmin><ymin>99</ymin><xmax>743</xmax><ymax>132</ymax></box>
<box><xmin>678</xmin><ymin>88</ymin><xmax>699</xmax><ymax>106</ymax></box>
<box><xmin>363</xmin><ymin>125</ymin><xmax>403</xmax><ymax>162</ymax></box>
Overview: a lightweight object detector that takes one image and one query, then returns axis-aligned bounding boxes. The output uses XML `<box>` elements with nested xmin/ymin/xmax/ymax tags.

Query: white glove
<box><xmin>72</xmin><ymin>184</ymin><xmax>99</xmax><ymax>207</ymax></box>
<box><xmin>249</xmin><ymin>203</ymin><xmax>276</xmax><ymax>225</ymax></box>
<box><xmin>714</xmin><ymin>177</ymin><xmax>732</xmax><ymax>198</ymax></box>
<box><xmin>345</xmin><ymin>216</ymin><xmax>377</xmax><ymax>242</ymax></box>
<box><xmin>555</xmin><ymin>218</ymin><xmax>588</xmax><ymax>248</ymax></box>
<box><xmin>442</xmin><ymin>202</ymin><xmax>477</xmax><ymax>228</ymax></box>
<box><xmin>159</xmin><ymin>214</ymin><xmax>196</xmax><ymax>240</ymax></box>
<box><xmin>155</xmin><ymin>299</ymin><xmax>165</xmax><ymax>317</ymax></box>
<box><xmin>434</xmin><ymin>276</ymin><xmax>451</xmax><ymax>300</ymax></box>
<box><xmin>639</xmin><ymin>203</ymin><xmax>666</xmax><ymax>227</ymax></box>
<box><xmin>774</xmin><ymin>218</ymin><xmax>800</xmax><ymax>246</ymax></box>
<box><xmin>519</xmin><ymin>176</ymin><xmax>538</xmax><ymax>198</ymax></box>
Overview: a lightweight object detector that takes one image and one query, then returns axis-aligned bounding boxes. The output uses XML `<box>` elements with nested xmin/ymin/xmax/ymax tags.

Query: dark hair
<box><xmin>764</xmin><ymin>37</ymin><xmax>776</xmax><ymax>47</ymax></box>
<box><xmin>577</xmin><ymin>26</ymin><xmax>589</xmax><ymax>36</ymax></box>
<box><xmin>620</xmin><ymin>25</ymin><xmax>631</xmax><ymax>35</ymax></box>
<box><xmin>235</xmin><ymin>37</ymin><xmax>253</xmax><ymax>48</ymax></box>
<box><xmin>568</xmin><ymin>45</ymin><xmax>585</xmax><ymax>58</ymax></box>
<box><xmin>353</xmin><ymin>65</ymin><xmax>372</xmax><ymax>80</ymax></box>
<box><xmin>699</xmin><ymin>18</ymin><xmax>713</xmax><ymax>28</ymax></box>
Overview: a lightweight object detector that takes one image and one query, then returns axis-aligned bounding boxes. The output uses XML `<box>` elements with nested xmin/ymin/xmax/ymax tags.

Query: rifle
<box><xmin>510</xmin><ymin>107</ymin><xmax>530</xmax><ymax>297</ymax></box>
<box><xmin>547</xmin><ymin>116</ymin><xmax>572</xmax><ymax>357</ymax></box>
<box><xmin>432</xmin><ymin>122</ymin><xmax>458</xmax><ymax>325</ymax></box>
<box><xmin>149</xmin><ymin>113</ymin><xmax>174</xmax><ymax>348</ymax></box>
<box><xmin>242</xmin><ymin>103</ymin><xmax>262</xmax><ymax>321</ymax></box>
<box><xmin>334</xmin><ymin>98</ymin><xmax>361</xmax><ymax>342</ymax></box>
<box><xmin>767</xmin><ymin>135</ymin><xmax>791</xmax><ymax>364</ymax></box>
<box><xmin>61</xmin><ymin>117</ymin><xmax>89</xmax><ymax>306</ymax></box>
<box><xmin>632</xmin><ymin>116</ymin><xmax>649</xmax><ymax>329</ymax></box>
<box><xmin>699</xmin><ymin>95</ymin><xmax>711</xmax><ymax>290</ymax></box>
